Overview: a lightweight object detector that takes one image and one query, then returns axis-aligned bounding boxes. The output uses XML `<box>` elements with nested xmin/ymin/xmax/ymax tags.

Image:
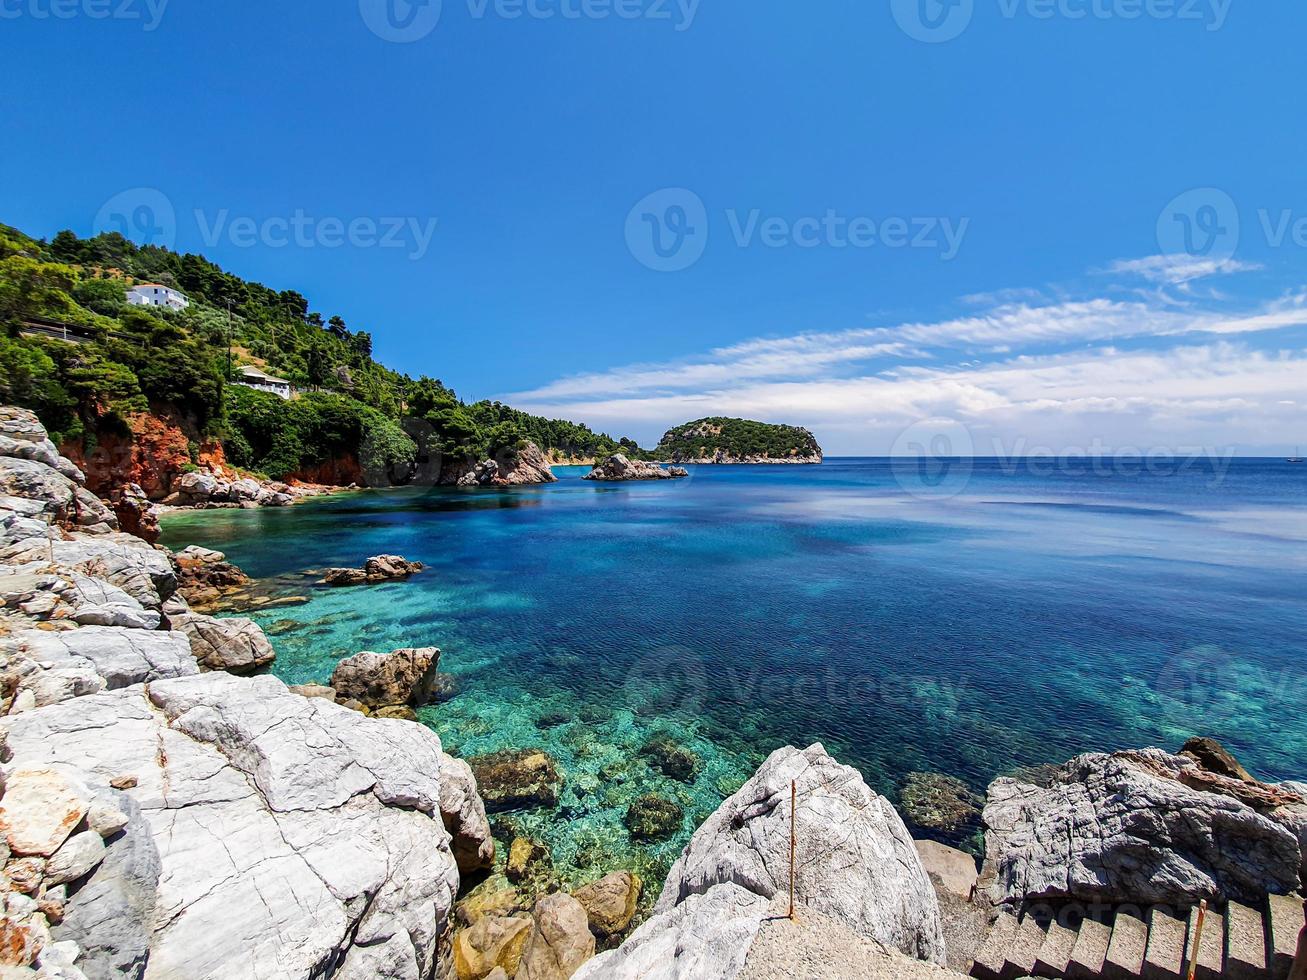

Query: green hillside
<box><xmin>0</xmin><ymin>222</ymin><xmax>626</xmax><ymax>481</ymax></box>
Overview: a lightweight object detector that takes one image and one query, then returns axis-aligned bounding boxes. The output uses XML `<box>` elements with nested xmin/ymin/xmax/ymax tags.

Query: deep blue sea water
<box><xmin>160</xmin><ymin>458</ymin><xmax>1307</xmax><ymax>882</ymax></box>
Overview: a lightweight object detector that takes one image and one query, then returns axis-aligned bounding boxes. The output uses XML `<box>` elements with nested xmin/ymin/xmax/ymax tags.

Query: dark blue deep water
<box><xmin>161</xmin><ymin>458</ymin><xmax>1307</xmax><ymax>880</ymax></box>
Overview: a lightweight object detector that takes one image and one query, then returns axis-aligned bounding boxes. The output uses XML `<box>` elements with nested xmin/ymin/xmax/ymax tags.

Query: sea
<box><xmin>160</xmin><ymin>456</ymin><xmax>1307</xmax><ymax>885</ymax></box>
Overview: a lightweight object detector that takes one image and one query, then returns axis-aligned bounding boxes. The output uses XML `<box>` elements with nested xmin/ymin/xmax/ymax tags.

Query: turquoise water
<box><xmin>161</xmin><ymin>458</ymin><xmax>1307</xmax><ymax>881</ymax></box>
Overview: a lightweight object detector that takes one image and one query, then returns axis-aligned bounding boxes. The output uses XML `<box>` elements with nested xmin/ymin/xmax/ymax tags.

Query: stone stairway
<box><xmin>970</xmin><ymin>893</ymin><xmax>1304</xmax><ymax>980</ymax></box>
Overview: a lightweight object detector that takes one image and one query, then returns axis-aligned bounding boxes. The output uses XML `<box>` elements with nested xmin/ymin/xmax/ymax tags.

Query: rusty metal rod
<box><xmin>788</xmin><ymin>779</ymin><xmax>797</xmax><ymax>921</ymax></box>
<box><xmin>1187</xmin><ymin>899</ymin><xmax>1208</xmax><ymax>980</ymax></box>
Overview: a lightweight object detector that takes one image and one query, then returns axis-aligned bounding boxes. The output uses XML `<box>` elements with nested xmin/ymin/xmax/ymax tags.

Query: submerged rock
<box><xmin>329</xmin><ymin>646</ymin><xmax>444</xmax><ymax>708</ymax></box>
<box><xmin>583</xmin><ymin>454</ymin><xmax>688</xmax><ymax>482</ymax></box>
<box><xmin>453</xmin><ymin>914</ymin><xmax>532</xmax><ymax>980</ymax></box>
<box><xmin>979</xmin><ymin>747</ymin><xmax>1306</xmax><ymax>908</ymax></box>
<box><xmin>624</xmin><ymin>794</ymin><xmax>683</xmax><ymax>842</ymax></box>
<box><xmin>639</xmin><ymin>737</ymin><xmax>701</xmax><ymax>783</ymax></box>
<box><xmin>572</xmin><ymin>871</ymin><xmax>642</xmax><ymax>939</ymax></box>
<box><xmin>899</xmin><ymin>771</ymin><xmax>981</xmax><ymax>831</ymax></box>
<box><xmin>506</xmin><ymin>837</ymin><xmax>552</xmax><ymax>885</ymax></box>
<box><xmin>517</xmin><ymin>892</ymin><xmax>596</xmax><ymax>980</ymax></box>
<box><xmin>469</xmin><ymin>750</ymin><xmax>564</xmax><ymax>812</ymax></box>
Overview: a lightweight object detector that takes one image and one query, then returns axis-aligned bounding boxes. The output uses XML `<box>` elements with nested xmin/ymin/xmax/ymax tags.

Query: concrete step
<box><xmin>1067</xmin><ymin>917</ymin><xmax>1112</xmax><ymax>980</ymax></box>
<box><xmin>1001</xmin><ymin>915</ymin><xmax>1047</xmax><ymax>979</ymax></box>
<box><xmin>1224</xmin><ymin>900</ymin><xmax>1268</xmax><ymax>980</ymax></box>
<box><xmin>1183</xmin><ymin>905</ymin><xmax>1224</xmax><ymax>980</ymax></box>
<box><xmin>1265</xmin><ymin>893</ymin><xmax>1303</xmax><ymax>980</ymax></box>
<box><xmin>1141</xmin><ymin>907</ymin><xmax>1186</xmax><ymax>980</ymax></box>
<box><xmin>1032</xmin><ymin>919</ymin><xmax>1078</xmax><ymax>978</ymax></box>
<box><xmin>1103</xmin><ymin>911</ymin><xmax>1148</xmax><ymax>979</ymax></box>
<box><xmin>971</xmin><ymin>911</ymin><xmax>1019</xmax><ymax>980</ymax></box>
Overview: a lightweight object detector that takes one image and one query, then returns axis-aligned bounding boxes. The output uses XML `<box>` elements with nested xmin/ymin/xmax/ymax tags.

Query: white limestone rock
<box><xmin>45</xmin><ymin>830</ymin><xmax>107</xmax><ymax>887</ymax></box>
<box><xmin>437</xmin><ymin>750</ymin><xmax>495</xmax><ymax>875</ymax></box>
<box><xmin>0</xmin><ymin>535</ymin><xmax>176</xmax><ymax>609</ymax></box>
<box><xmin>980</xmin><ymin>748</ymin><xmax>1304</xmax><ymax>907</ymax></box>
<box><xmin>3</xmin><ymin>627</ymin><xmax>197</xmax><ymax>693</ymax></box>
<box><xmin>657</xmin><ymin>743</ymin><xmax>946</xmax><ymax>964</ymax></box>
<box><xmin>2</xmin><ymin>673</ymin><xmax>461</xmax><ymax>980</ymax></box>
<box><xmin>575</xmin><ymin>882</ymin><xmax>771</xmax><ymax>980</ymax></box>
<box><xmin>165</xmin><ymin>611</ymin><xmax>275</xmax><ymax>674</ymax></box>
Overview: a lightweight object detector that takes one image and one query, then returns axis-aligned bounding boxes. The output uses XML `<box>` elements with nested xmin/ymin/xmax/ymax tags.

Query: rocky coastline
<box><xmin>2</xmin><ymin>404</ymin><xmax>1304</xmax><ymax>979</ymax></box>
<box><xmin>583</xmin><ymin>455</ymin><xmax>688</xmax><ymax>482</ymax></box>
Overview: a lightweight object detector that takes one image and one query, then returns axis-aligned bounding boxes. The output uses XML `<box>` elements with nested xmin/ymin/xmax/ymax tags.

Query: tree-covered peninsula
<box><xmin>0</xmin><ymin>222</ymin><xmax>629</xmax><ymax>491</ymax></box>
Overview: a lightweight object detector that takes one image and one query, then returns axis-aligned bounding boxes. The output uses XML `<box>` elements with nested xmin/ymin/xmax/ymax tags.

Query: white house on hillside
<box><xmin>126</xmin><ymin>283</ymin><xmax>190</xmax><ymax>311</ymax></box>
<box><xmin>233</xmin><ymin>365</ymin><xmax>293</xmax><ymax>400</ymax></box>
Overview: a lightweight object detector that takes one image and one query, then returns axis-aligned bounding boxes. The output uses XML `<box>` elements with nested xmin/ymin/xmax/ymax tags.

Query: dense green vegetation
<box><xmin>655</xmin><ymin>417</ymin><xmax>823</xmax><ymax>461</ymax></box>
<box><xmin>0</xmin><ymin>222</ymin><xmax>627</xmax><ymax>480</ymax></box>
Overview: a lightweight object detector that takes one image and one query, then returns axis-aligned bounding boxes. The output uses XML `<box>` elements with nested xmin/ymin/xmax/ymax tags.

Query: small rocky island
<box><xmin>655</xmin><ymin>417</ymin><xmax>823</xmax><ymax>464</ymax></box>
<box><xmin>583</xmin><ymin>454</ymin><xmax>688</xmax><ymax>482</ymax></box>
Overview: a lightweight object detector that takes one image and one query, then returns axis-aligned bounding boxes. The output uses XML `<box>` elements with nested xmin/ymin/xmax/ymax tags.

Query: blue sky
<box><xmin>3</xmin><ymin>0</ymin><xmax>1306</xmax><ymax>453</ymax></box>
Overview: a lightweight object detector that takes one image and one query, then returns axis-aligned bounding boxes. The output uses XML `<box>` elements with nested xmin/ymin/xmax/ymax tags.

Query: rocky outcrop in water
<box><xmin>979</xmin><ymin>746</ymin><xmax>1307</xmax><ymax>908</ymax></box>
<box><xmin>580</xmin><ymin>743</ymin><xmax>947</xmax><ymax>978</ymax></box>
<box><xmin>329</xmin><ymin>646</ymin><xmax>445</xmax><ymax>709</ymax></box>
<box><xmin>444</xmin><ymin>442</ymin><xmax>558</xmax><ymax>488</ymax></box>
<box><xmin>583</xmin><ymin>454</ymin><xmax>688</xmax><ymax>482</ymax></box>
<box><xmin>322</xmin><ymin>554</ymin><xmax>425</xmax><ymax>586</ymax></box>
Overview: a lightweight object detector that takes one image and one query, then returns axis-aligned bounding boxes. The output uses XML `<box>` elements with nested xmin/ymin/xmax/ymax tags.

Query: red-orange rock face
<box><xmin>60</xmin><ymin>412</ymin><xmax>227</xmax><ymax>502</ymax></box>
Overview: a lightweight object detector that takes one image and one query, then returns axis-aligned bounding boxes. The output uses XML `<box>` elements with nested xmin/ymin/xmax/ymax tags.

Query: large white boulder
<box><xmin>980</xmin><ymin>748</ymin><xmax>1305</xmax><ymax>907</ymax></box>
<box><xmin>581</xmin><ymin>744</ymin><xmax>947</xmax><ymax>979</ymax></box>
<box><xmin>2</xmin><ymin>672</ymin><xmax>462</xmax><ymax>980</ymax></box>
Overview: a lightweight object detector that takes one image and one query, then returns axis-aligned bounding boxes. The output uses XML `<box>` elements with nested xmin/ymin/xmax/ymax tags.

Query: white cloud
<box><xmin>501</xmin><ymin>264</ymin><xmax>1307</xmax><ymax>454</ymax></box>
<box><xmin>1104</xmin><ymin>254</ymin><xmax>1261</xmax><ymax>285</ymax></box>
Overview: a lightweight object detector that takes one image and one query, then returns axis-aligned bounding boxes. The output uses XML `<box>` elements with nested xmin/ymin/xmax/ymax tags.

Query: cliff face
<box><xmin>60</xmin><ymin>410</ymin><xmax>227</xmax><ymax>502</ymax></box>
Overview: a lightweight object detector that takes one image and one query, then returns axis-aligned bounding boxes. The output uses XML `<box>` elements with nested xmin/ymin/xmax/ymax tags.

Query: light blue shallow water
<box><xmin>161</xmin><ymin>458</ymin><xmax>1307</xmax><ymax>881</ymax></box>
